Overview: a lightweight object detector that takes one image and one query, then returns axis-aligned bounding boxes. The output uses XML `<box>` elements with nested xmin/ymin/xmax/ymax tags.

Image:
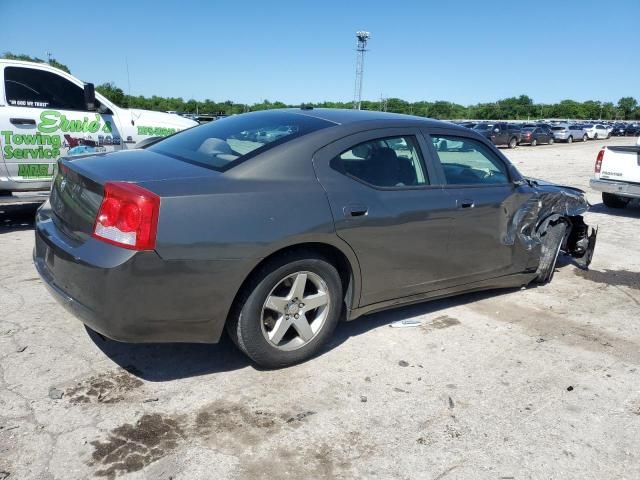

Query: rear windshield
<box><xmin>551</xmin><ymin>126</ymin><xmax>566</xmax><ymax>131</ymax></box>
<box><xmin>148</xmin><ymin>111</ymin><xmax>333</xmax><ymax>171</ymax></box>
<box><xmin>473</xmin><ymin>124</ymin><xmax>493</xmax><ymax>131</ymax></box>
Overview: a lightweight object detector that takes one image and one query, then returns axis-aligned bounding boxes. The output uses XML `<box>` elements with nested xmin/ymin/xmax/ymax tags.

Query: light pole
<box><xmin>353</xmin><ymin>31</ymin><xmax>370</xmax><ymax>110</ymax></box>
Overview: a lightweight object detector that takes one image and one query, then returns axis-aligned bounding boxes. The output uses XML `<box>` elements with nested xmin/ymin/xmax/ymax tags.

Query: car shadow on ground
<box><xmin>87</xmin><ymin>328</ymin><xmax>253</xmax><ymax>381</ymax></box>
<box><xmin>90</xmin><ymin>286</ymin><xmax>528</xmax><ymax>382</ymax></box>
<box><xmin>0</xmin><ymin>203</ymin><xmax>39</xmax><ymax>233</ymax></box>
<box><xmin>589</xmin><ymin>201</ymin><xmax>640</xmax><ymax>218</ymax></box>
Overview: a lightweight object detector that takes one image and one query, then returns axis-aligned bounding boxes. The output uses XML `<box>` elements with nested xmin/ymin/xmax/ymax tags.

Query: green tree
<box><xmin>2</xmin><ymin>51</ymin><xmax>71</xmax><ymax>73</ymax></box>
<box><xmin>96</xmin><ymin>82</ymin><xmax>127</xmax><ymax>107</ymax></box>
<box><xmin>617</xmin><ymin>97</ymin><xmax>638</xmax><ymax>120</ymax></box>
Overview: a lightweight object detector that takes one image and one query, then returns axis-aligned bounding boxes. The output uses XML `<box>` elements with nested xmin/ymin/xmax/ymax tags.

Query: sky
<box><xmin>2</xmin><ymin>0</ymin><xmax>639</xmax><ymax>106</ymax></box>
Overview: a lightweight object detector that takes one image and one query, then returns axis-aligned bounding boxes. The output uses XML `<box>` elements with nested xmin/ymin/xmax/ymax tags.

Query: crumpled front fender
<box><xmin>504</xmin><ymin>181</ymin><xmax>596</xmax><ymax>269</ymax></box>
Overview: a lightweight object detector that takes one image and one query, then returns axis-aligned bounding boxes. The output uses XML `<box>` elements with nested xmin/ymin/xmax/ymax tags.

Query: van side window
<box><xmin>331</xmin><ymin>136</ymin><xmax>429</xmax><ymax>188</ymax></box>
<box><xmin>4</xmin><ymin>66</ymin><xmax>86</xmax><ymax>110</ymax></box>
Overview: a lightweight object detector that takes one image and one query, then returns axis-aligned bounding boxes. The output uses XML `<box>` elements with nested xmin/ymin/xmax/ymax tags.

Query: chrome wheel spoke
<box><xmin>291</xmin><ymin>314</ymin><xmax>314</xmax><ymax>342</ymax></box>
<box><xmin>268</xmin><ymin>315</ymin><xmax>290</xmax><ymax>344</ymax></box>
<box><xmin>289</xmin><ymin>273</ymin><xmax>307</xmax><ymax>300</ymax></box>
<box><xmin>265</xmin><ymin>295</ymin><xmax>288</xmax><ymax>314</ymax></box>
<box><xmin>301</xmin><ymin>292</ymin><xmax>328</xmax><ymax>311</ymax></box>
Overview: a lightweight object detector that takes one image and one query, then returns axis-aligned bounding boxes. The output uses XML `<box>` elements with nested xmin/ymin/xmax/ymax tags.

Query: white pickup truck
<box><xmin>590</xmin><ymin>136</ymin><xmax>640</xmax><ymax>208</ymax></box>
<box><xmin>0</xmin><ymin>59</ymin><xmax>197</xmax><ymax>203</ymax></box>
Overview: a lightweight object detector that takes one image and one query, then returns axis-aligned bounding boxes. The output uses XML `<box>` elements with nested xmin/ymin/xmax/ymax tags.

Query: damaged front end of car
<box><xmin>507</xmin><ymin>178</ymin><xmax>598</xmax><ymax>270</ymax></box>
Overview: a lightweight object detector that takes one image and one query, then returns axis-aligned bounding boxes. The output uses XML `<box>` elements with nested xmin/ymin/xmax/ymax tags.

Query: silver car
<box><xmin>551</xmin><ymin>125</ymin><xmax>588</xmax><ymax>143</ymax></box>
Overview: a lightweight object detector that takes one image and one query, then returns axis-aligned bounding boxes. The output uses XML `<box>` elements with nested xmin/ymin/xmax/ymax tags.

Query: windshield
<box><xmin>148</xmin><ymin>111</ymin><xmax>333</xmax><ymax>171</ymax></box>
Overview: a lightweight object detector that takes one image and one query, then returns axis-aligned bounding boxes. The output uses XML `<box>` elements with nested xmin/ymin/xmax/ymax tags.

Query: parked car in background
<box><xmin>583</xmin><ymin>124</ymin><xmax>610</xmax><ymax>140</ymax></box>
<box><xmin>611</xmin><ymin>124</ymin><xmax>627</xmax><ymax>136</ymax></box>
<box><xmin>473</xmin><ymin>122</ymin><xmax>521</xmax><ymax>148</ymax></box>
<box><xmin>591</xmin><ymin>135</ymin><xmax>640</xmax><ymax>208</ymax></box>
<box><xmin>625</xmin><ymin>124</ymin><xmax>640</xmax><ymax>136</ymax></box>
<box><xmin>33</xmin><ymin>108</ymin><xmax>597</xmax><ymax>368</ymax></box>
<box><xmin>551</xmin><ymin>125</ymin><xmax>588</xmax><ymax>143</ymax></box>
<box><xmin>520</xmin><ymin>126</ymin><xmax>554</xmax><ymax>146</ymax></box>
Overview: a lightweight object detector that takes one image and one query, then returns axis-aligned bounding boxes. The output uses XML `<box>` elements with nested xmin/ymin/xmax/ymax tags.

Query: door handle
<box><xmin>458</xmin><ymin>200</ymin><xmax>475</xmax><ymax>209</ymax></box>
<box><xmin>343</xmin><ymin>204</ymin><xmax>368</xmax><ymax>217</ymax></box>
<box><xmin>10</xmin><ymin>118</ymin><xmax>36</xmax><ymax>126</ymax></box>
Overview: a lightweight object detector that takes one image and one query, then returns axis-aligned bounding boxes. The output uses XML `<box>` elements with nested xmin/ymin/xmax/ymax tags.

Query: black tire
<box><xmin>594</xmin><ymin>133</ymin><xmax>599</xmax><ymax>140</ymax></box>
<box><xmin>602</xmin><ymin>192</ymin><xmax>630</xmax><ymax>209</ymax></box>
<box><xmin>531</xmin><ymin>138</ymin><xmax>538</xmax><ymax>146</ymax></box>
<box><xmin>508</xmin><ymin>137</ymin><xmax>517</xmax><ymax>149</ymax></box>
<box><xmin>548</xmin><ymin>137</ymin><xmax>554</xmax><ymax>145</ymax></box>
<box><xmin>567</xmin><ymin>136</ymin><xmax>573</xmax><ymax>143</ymax></box>
<box><xmin>226</xmin><ymin>251</ymin><xmax>343</xmax><ymax>368</ymax></box>
<box><xmin>582</xmin><ymin>134</ymin><xmax>587</xmax><ymax>142</ymax></box>
<box><xmin>535</xmin><ymin>222</ymin><xmax>567</xmax><ymax>284</ymax></box>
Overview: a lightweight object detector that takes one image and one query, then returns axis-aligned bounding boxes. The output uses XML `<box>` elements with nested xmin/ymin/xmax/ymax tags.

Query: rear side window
<box><xmin>331</xmin><ymin>136</ymin><xmax>429</xmax><ymax>188</ymax></box>
<box><xmin>431</xmin><ymin>135</ymin><xmax>509</xmax><ymax>185</ymax></box>
<box><xmin>4</xmin><ymin>66</ymin><xmax>86</xmax><ymax>110</ymax></box>
<box><xmin>149</xmin><ymin>111</ymin><xmax>333</xmax><ymax>172</ymax></box>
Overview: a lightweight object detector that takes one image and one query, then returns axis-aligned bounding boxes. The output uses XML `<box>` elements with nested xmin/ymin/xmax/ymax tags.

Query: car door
<box><xmin>496</xmin><ymin>123</ymin><xmax>509</xmax><ymax>144</ymax></box>
<box><xmin>313</xmin><ymin>128</ymin><xmax>457</xmax><ymax>307</ymax></box>
<box><xmin>422</xmin><ymin>129</ymin><xmax>525</xmax><ymax>284</ymax></box>
<box><xmin>1</xmin><ymin>64</ymin><xmax>123</xmax><ymax>184</ymax></box>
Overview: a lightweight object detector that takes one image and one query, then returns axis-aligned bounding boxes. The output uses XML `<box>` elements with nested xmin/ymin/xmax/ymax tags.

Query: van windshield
<box><xmin>149</xmin><ymin>111</ymin><xmax>333</xmax><ymax>171</ymax></box>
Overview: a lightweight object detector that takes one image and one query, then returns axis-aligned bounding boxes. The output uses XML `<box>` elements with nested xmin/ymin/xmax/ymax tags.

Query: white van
<box><xmin>0</xmin><ymin>59</ymin><xmax>198</xmax><ymax>198</ymax></box>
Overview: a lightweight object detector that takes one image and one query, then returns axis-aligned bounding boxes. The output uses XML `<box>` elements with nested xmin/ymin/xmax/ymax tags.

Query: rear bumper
<box><xmin>34</xmin><ymin>205</ymin><xmax>250</xmax><ymax>343</ymax></box>
<box><xmin>590</xmin><ymin>178</ymin><xmax>640</xmax><ymax>199</ymax></box>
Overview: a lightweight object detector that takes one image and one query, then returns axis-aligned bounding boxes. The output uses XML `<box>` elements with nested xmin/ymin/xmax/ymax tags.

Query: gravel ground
<box><xmin>1</xmin><ymin>137</ymin><xmax>639</xmax><ymax>480</ymax></box>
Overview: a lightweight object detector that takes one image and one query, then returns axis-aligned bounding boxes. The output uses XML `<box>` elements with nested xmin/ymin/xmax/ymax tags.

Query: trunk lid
<box><xmin>50</xmin><ymin>149</ymin><xmax>218</xmax><ymax>242</ymax></box>
<box><xmin>600</xmin><ymin>146</ymin><xmax>640</xmax><ymax>184</ymax></box>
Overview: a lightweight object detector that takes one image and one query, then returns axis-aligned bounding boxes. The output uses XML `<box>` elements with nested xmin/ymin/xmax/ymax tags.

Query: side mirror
<box><xmin>84</xmin><ymin>83</ymin><xmax>96</xmax><ymax>111</ymax></box>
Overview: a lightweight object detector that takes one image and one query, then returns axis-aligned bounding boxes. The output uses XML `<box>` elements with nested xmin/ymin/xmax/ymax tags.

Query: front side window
<box><xmin>331</xmin><ymin>136</ymin><xmax>428</xmax><ymax>188</ymax></box>
<box><xmin>431</xmin><ymin>135</ymin><xmax>509</xmax><ymax>185</ymax></box>
<box><xmin>149</xmin><ymin>111</ymin><xmax>333</xmax><ymax>171</ymax></box>
<box><xmin>4</xmin><ymin>66</ymin><xmax>86</xmax><ymax>110</ymax></box>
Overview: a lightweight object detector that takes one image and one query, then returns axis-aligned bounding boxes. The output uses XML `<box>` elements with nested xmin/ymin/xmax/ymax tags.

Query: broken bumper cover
<box><xmin>507</xmin><ymin>180</ymin><xmax>597</xmax><ymax>270</ymax></box>
<box><xmin>590</xmin><ymin>178</ymin><xmax>640</xmax><ymax>199</ymax></box>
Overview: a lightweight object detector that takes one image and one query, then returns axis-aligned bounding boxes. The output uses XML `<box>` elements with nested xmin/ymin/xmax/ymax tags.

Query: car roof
<box><xmin>279</xmin><ymin>107</ymin><xmax>458</xmax><ymax>129</ymax></box>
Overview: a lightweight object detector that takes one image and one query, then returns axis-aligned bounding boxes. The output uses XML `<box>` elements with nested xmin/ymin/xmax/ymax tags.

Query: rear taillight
<box><xmin>92</xmin><ymin>182</ymin><xmax>160</xmax><ymax>250</ymax></box>
<box><xmin>595</xmin><ymin>148</ymin><xmax>605</xmax><ymax>173</ymax></box>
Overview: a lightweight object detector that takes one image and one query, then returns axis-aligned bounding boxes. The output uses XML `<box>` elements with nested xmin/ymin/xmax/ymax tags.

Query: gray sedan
<box><xmin>34</xmin><ymin>109</ymin><xmax>597</xmax><ymax>368</ymax></box>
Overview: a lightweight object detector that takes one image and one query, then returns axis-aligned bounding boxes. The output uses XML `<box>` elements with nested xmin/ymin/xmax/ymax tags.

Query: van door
<box><xmin>1</xmin><ymin>64</ymin><xmax>124</xmax><ymax>184</ymax></box>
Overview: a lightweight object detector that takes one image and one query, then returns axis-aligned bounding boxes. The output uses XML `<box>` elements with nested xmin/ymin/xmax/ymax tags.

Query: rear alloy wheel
<box><xmin>531</xmin><ymin>138</ymin><xmax>538</xmax><ymax>146</ymax></box>
<box><xmin>594</xmin><ymin>133</ymin><xmax>599</xmax><ymax>140</ymax></box>
<box><xmin>582</xmin><ymin>134</ymin><xmax>588</xmax><ymax>142</ymax></box>
<box><xmin>508</xmin><ymin>137</ymin><xmax>517</xmax><ymax>149</ymax></box>
<box><xmin>602</xmin><ymin>192</ymin><xmax>630</xmax><ymax>209</ymax></box>
<box><xmin>535</xmin><ymin>222</ymin><xmax>567</xmax><ymax>284</ymax></box>
<box><xmin>567</xmin><ymin>136</ymin><xmax>573</xmax><ymax>144</ymax></box>
<box><xmin>227</xmin><ymin>253</ymin><xmax>342</xmax><ymax>368</ymax></box>
<box><xmin>548</xmin><ymin>137</ymin><xmax>554</xmax><ymax>145</ymax></box>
